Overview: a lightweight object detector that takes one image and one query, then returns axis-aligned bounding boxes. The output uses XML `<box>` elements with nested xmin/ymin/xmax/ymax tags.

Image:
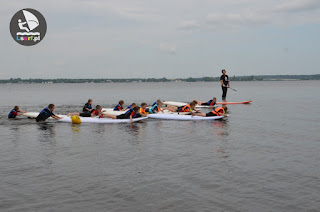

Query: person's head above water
<box><xmin>190</xmin><ymin>102</ymin><xmax>196</xmax><ymax>109</ymax></box>
<box><xmin>222</xmin><ymin>69</ymin><xmax>226</xmax><ymax>75</ymax></box>
<box><xmin>96</xmin><ymin>105</ymin><xmax>102</xmax><ymax>111</ymax></box>
<box><xmin>48</xmin><ymin>104</ymin><xmax>55</xmax><ymax>111</ymax></box>
<box><xmin>141</xmin><ymin>102</ymin><xmax>147</xmax><ymax>109</ymax></box>
<box><xmin>88</xmin><ymin>99</ymin><xmax>93</xmax><ymax>104</ymax></box>
<box><xmin>14</xmin><ymin>106</ymin><xmax>20</xmax><ymax>111</ymax></box>
<box><xmin>222</xmin><ymin>105</ymin><xmax>228</xmax><ymax>112</ymax></box>
<box><xmin>119</xmin><ymin>100</ymin><xmax>124</xmax><ymax>105</ymax></box>
<box><xmin>133</xmin><ymin>106</ymin><xmax>140</xmax><ymax>112</ymax></box>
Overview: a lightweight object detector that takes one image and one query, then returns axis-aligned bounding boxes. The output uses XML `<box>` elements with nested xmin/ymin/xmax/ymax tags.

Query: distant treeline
<box><xmin>1</xmin><ymin>74</ymin><xmax>319</xmax><ymax>84</ymax></box>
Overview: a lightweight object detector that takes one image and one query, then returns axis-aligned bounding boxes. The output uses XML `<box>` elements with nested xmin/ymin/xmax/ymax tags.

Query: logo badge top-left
<box><xmin>10</xmin><ymin>8</ymin><xmax>47</xmax><ymax>46</ymax></box>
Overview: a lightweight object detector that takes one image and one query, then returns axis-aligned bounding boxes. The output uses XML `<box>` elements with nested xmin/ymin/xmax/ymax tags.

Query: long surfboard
<box><xmin>217</xmin><ymin>101</ymin><xmax>252</xmax><ymax>105</ymax></box>
<box><xmin>102</xmin><ymin>108</ymin><xmax>193</xmax><ymax>115</ymax></box>
<box><xmin>58</xmin><ymin>116</ymin><xmax>148</xmax><ymax>123</ymax></box>
<box><xmin>163</xmin><ymin>100</ymin><xmax>251</xmax><ymax>107</ymax></box>
<box><xmin>163</xmin><ymin>101</ymin><xmax>214</xmax><ymax>108</ymax></box>
<box><xmin>23</xmin><ymin>109</ymin><xmax>131</xmax><ymax>117</ymax></box>
<box><xmin>147</xmin><ymin>113</ymin><xmax>226</xmax><ymax>120</ymax></box>
<box><xmin>22</xmin><ymin>112</ymin><xmax>67</xmax><ymax>119</ymax></box>
<box><xmin>102</xmin><ymin>108</ymin><xmax>126</xmax><ymax>115</ymax></box>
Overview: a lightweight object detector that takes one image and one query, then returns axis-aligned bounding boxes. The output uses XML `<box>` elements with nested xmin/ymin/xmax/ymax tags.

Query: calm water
<box><xmin>0</xmin><ymin>81</ymin><xmax>319</xmax><ymax>212</ymax></box>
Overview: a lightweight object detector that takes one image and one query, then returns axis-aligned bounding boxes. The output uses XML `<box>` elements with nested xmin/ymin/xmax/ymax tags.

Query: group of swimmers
<box><xmin>7</xmin><ymin>97</ymin><xmax>228</xmax><ymax>123</ymax></box>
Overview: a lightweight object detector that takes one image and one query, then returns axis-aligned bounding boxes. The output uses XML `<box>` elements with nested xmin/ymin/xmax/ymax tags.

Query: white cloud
<box><xmin>206</xmin><ymin>11</ymin><xmax>269</xmax><ymax>29</ymax></box>
<box><xmin>78</xmin><ymin>0</ymin><xmax>164</xmax><ymax>22</ymax></box>
<box><xmin>274</xmin><ymin>0</ymin><xmax>320</xmax><ymax>12</ymax></box>
<box><xmin>178</xmin><ymin>20</ymin><xmax>201</xmax><ymax>31</ymax></box>
<box><xmin>159</xmin><ymin>43</ymin><xmax>177</xmax><ymax>55</ymax></box>
<box><xmin>0</xmin><ymin>0</ymin><xmax>164</xmax><ymax>22</ymax></box>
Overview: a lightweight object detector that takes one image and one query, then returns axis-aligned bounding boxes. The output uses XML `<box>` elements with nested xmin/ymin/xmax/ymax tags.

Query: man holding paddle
<box><xmin>220</xmin><ymin>69</ymin><xmax>230</xmax><ymax>101</ymax></box>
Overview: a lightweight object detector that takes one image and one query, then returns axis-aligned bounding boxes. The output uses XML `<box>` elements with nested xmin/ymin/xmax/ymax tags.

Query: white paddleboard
<box><xmin>154</xmin><ymin>110</ymin><xmax>193</xmax><ymax>115</ymax></box>
<box><xmin>163</xmin><ymin>101</ymin><xmax>186</xmax><ymax>107</ymax></box>
<box><xmin>155</xmin><ymin>110</ymin><xmax>192</xmax><ymax>115</ymax></box>
<box><xmin>22</xmin><ymin>112</ymin><xmax>67</xmax><ymax>119</ymax></box>
<box><xmin>102</xmin><ymin>108</ymin><xmax>193</xmax><ymax>115</ymax></box>
<box><xmin>163</xmin><ymin>101</ymin><xmax>215</xmax><ymax>108</ymax></box>
<box><xmin>58</xmin><ymin>116</ymin><xmax>148</xmax><ymax>123</ymax></box>
<box><xmin>147</xmin><ymin>113</ymin><xmax>226</xmax><ymax>120</ymax></box>
<box><xmin>163</xmin><ymin>100</ymin><xmax>251</xmax><ymax>107</ymax></box>
<box><xmin>102</xmin><ymin>108</ymin><xmax>127</xmax><ymax>115</ymax></box>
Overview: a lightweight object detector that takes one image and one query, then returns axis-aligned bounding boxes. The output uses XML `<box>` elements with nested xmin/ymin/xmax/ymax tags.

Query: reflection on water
<box><xmin>38</xmin><ymin>122</ymin><xmax>56</xmax><ymax>144</ymax></box>
<box><xmin>126</xmin><ymin>122</ymin><xmax>147</xmax><ymax>145</ymax></box>
<box><xmin>9</xmin><ymin>125</ymin><xmax>22</xmax><ymax>145</ymax></box>
<box><xmin>212</xmin><ymin>120</ymin><xmax>229</xmax><ymax>137</ymax></box>
<box><xmin>71</xmin><ymin>124</ymin><xmax>81</xmax><ymax>133</ymax></box>
<box><xmin>91</xmin><ymin>123</ymin><xmax>108</xmax><ymax>134</ymax></box>
<box><xmin>34</xmin><ymin>123</ymin><xmax>58</xmax><ymax>173</ymax></box>
<box><xmin>71</xmin><ymin>124</ymin><xmax>81</xmax><ymax>143</ymax></box>
<box><xmin>212</xmin><ymin>120</ymin><xmax>231</xmax><ymax>159</ymax></box>
<box><xmin>128</xmin><ymin>122</ymin><xmax>145</xmax><ymax>134</ymax></box>
<box><xmin>216</xmin><ymin>147</ymin><xmax>229</xmax><ymax>159</ymax></box>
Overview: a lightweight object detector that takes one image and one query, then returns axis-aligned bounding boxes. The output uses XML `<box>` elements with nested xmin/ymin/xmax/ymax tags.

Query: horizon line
<box><xmin>1</xmin><ymin>74</ymin><xmax>320</xmax><ymax>80</ymax></box>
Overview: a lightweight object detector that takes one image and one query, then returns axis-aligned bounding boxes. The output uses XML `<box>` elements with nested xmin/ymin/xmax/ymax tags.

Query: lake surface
<box><xmin>0</xmin><ymin>81</ymin><xmax>319</xmax><ymax>212</ymax></box>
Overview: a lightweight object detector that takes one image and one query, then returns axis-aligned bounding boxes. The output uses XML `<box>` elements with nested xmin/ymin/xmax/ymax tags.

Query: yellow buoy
<box><xmin>71</xmin><ymin>115</ymin><xmax>81</xmax><ymax>124</ymax></box>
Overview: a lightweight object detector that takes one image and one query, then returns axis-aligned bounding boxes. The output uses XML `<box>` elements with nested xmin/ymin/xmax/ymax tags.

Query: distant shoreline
<box><xmin>1</xmin><ymin>74</ymin><xmax>319</xmax><ymax>84</ymax></box>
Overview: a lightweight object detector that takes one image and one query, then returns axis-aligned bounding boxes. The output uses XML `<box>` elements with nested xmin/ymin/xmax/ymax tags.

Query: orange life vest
<box><xmin>140</xmin><ymin>107</ymin><xmax>146</xmax><ymax>114</ymax></box>
<box><xmin>182</xmin><ymin>104</ymin><xmax>191</xmax><ymax>112</ymax></box>
<box><xmin>213</xmin><ymin>107</ymin><xmax>225</xmax><ymax>115</ymax></box>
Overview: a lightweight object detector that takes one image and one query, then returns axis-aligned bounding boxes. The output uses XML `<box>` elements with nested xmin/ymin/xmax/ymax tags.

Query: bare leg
<box><xmin>192</xmin><ymin>112</ymin><xmax>206</xmax><ymax>117</ymax></box>
<box><xmin>162</xmin><ymin>105</ymin><xmax>177</xmax><ymax>112</ymax></box>
<box><xmin>67</xmin><ymin>112</ymin><xmax>80</xmax><ymax>117</ymax></box>
<box><xmin>101</xmin><ymin>114</ymin><xmax>117</xmax><ymax>119</ymax></box>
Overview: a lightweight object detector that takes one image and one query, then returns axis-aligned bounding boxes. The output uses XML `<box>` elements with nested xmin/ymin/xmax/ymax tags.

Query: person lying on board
<box><xmin>139</xmin><ymin>102</ymin><xmax>148</xmax><ymax>114</ymax></box>
<box><xmin>192</xmin><ymin>106</ymin><xmax>228</xmax><ymax>117</ymax></box>
<box><xmin>8</xmin><ymin>106</ymin><xmax>26</xmax><ymax>118</ymax></box>
<box><xmin>126</xmin><ymin>103</ymin><xmax>136</xmax><ymax>110</ymax></box>
<box><xmin>67</xmin><ymin>105</ymin><xmax>104</xmax><ymax>117</ymax></box>
<box><xmin>36</xmin><ymin>104</ymin><xmax>62</xmax><ymax>122</ymax></box>
<box><xmin>152</xmin><ymin>99</ymin><xmax>162</xmax><ymax>107</ymax></box>
<box><xmin>162</xmin><ymin>101</ymin><xmax>200</xmax><ymax>113</ymax></box>
<box><xmin>83</xmin><ymin>99</ymin><xmax>93</xmax><ymax>113</ymax></box>
<box><xmin>194</xmin><ymin>97</ymin><xmax>217</xmax><ymax>107</ymax></box>
<box><xmin>102</xmin><ymin>106</ymin><xmax>147</xmax><ymax>123</ymax></box>
<box><xmin>146</xmin><ymin>100</ymin><xmax>162</xmax><ymax>113</ymax></box>
<box><xmin>113</xmin><ymin>100</ymin><xmax>126</xmax><ymax>111</ymax></box>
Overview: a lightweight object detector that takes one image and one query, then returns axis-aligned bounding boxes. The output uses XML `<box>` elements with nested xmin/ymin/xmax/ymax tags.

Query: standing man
<box><xmin>220</xmin><ymin>69</ymin><xmax>230</xmax><ymax>101</ymax></box>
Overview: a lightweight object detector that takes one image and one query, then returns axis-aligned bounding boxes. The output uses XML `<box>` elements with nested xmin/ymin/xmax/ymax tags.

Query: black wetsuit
<box><xmin>116</xmin><ymin>109</ymin><xmax>141</xmax><ymax>119</ymax></box>
<box><xmin>83</xmin><ymin>103</ymin><xmax>92</xmax><ymax>112</ymax></box>
<box><xmin>36</xmin><ymin>108</ymin><xmax>55</xmax><ymax>122</ymax></box>
<box><xmin>220</xmin><ymin>74</ymin><xmax>229</xmax><ymax>100</ymax></box>
<box><xmin>201</xmin><ymin>100</ymin><xmax>216</xmax><ymax>106</ymax></box>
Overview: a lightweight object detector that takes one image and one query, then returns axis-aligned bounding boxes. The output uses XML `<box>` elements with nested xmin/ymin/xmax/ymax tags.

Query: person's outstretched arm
<box><xmin>52</xmin><ymin>115</ymin><xmax>62</xmax><ymax>120</ymax></box>
<box><xmin>130</xmin><ymin>115</ymin><xmax>133</xmax><ymax>123</ymax></box>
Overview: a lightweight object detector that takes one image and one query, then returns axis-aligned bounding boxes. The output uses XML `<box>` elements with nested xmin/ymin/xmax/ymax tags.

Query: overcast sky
<box><xmin>1</xmin><ymin>0</ymin><xmax>319</xmax><ymax>79</ymax></box>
